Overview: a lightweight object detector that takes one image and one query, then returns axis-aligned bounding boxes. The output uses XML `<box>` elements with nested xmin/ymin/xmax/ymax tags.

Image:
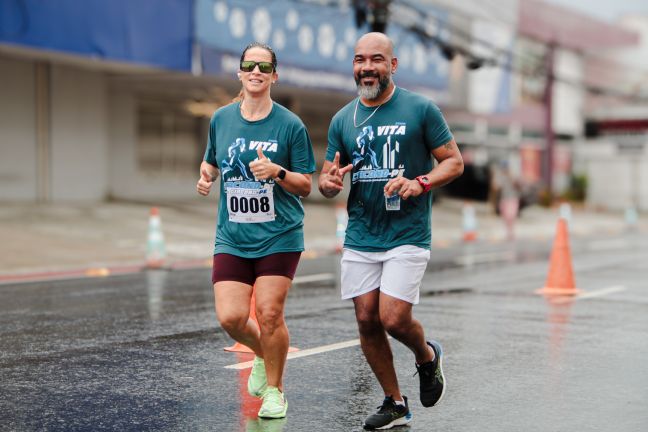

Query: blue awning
<box><xmin>195</xmin><ymin>0</ymin><xmax>450</xmax><ymax>95</ymax></box>
<box><xmin>0</xmin><ymin>0</ymin><xmax>192</xmax><ymax>71</ymax></box>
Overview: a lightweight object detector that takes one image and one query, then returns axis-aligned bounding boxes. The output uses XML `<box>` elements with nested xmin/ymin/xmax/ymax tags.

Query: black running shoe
<box><xmin>363</xmin><ymin>395</ymin><xmax>412</xmax><ymax>430</ymax></box>
<box><xmin>415</xmin><ymin>340</ymin><xmax>446</xmax><ymax>407</ymax></box>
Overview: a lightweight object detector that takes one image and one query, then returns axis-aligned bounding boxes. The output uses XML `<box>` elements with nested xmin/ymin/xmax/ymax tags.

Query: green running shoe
<box><xmin>258</xmin><ymin>387</ymin><xmax>288</xmax><ymax>419</ymax></box>
<box><xmin>247</xmin><ymin>356</ymin><xmax>267</xmax><ymax>397</ymax></box>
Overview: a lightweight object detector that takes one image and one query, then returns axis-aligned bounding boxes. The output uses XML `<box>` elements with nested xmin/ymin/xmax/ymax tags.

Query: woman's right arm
<box><xmin>197</xmin><ymin>161</ymin><xmax>219</xmax><ymax>196</ymax></box>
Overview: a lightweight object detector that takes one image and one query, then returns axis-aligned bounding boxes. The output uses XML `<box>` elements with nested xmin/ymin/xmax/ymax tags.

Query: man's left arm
<box><xmin>384</xmin><ymin>138</ymin><xmax>464</xmax><ymax>199</ymax></box>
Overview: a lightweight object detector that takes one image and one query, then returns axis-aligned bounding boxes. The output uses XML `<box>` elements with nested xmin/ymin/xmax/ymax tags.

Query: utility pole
<box><xmin>543</xmin><ymin>43</ymin><xmax>555</xmax><ymax>197</ymax></box>
<box><xmin>353</xmin><ymin>0</ymin><xmax>391</xmax><ymax>33</ymax></box>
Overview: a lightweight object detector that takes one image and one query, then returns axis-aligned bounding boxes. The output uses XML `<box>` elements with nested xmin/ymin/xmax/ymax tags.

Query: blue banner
<box><xmin>195</xmin><ymin>0</ymin><xmax>450</xmax><ymax>95</ymax></box>
<box><xmin>0</xmin><ymin>0</ymin><xmax>192</xmax><ymax>71</ymax></box>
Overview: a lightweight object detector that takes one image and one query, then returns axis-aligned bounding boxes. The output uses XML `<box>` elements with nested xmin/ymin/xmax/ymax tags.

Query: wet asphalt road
<box><xmin>1</xmin><ymin>233</ymin><xmax>648</xmax><ymax>432</ymax></box>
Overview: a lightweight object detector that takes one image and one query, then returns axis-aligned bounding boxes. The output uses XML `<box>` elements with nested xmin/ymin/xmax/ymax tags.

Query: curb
<box><xmin>0</xmin><ymin>249</ymin><xmax>340</xmax><ymax>286</ymax></box>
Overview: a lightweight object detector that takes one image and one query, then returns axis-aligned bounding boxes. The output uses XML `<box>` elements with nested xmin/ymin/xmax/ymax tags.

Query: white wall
<box><xmin>107</xmin><ymin>90</ymin><xmax>207</xmax><ymax>202</ymax></box>
<box><xmin>430</xmin><ymin>0</ymin><xmax>518</xmax><ymax>26</ymax></box>
<box><xmin>579</xmin><ymin>140</ymin><xmax>648</xmax><ymax>211</ymax></box>
<box><xmin>107</xmin><ymin>91</ymin><xmax>137</xmax><ymax>199</ymax></box>
<box><xmin>553</xmin><ymin>48</ymin><xmax>584</xmax><ymax>136</ymax></box>
<box><xmin>0</xmin><ymin>58</ymin><xmax>202</xmax><ymax>203</ymax></box>
<box><xmin>586</xmin><ymin>157</ymin><xmax>648</xmax><ymax>211</ymax></box>
<box><xmin>611</xmin><ymin>16</ymin><xmax>648</xmax><ymax>95</ymax></box>
<box><xmin>468</xmin><ymin>19</ymin><xmax>516</xmax><ymax>114</ymax></box>
<box><xmin>50</xmin><ymin>66</ymin><xmax>108</xmax><ymax>201</ymax></box>
<box><xmin>638</xmin><ymin>158</ymin><xmax>648</xmax><ymax>211</ymax></box>
<box><xmin>0</xmin><ymin>57</ymin><xmax>37</xmax><ymax>201</ymax></box>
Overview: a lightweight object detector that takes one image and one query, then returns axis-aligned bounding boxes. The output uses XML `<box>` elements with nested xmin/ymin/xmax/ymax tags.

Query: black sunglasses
<box><xmin>240</xmin><ymin>60</ymin><xmax>275</xmax><ymax>74</ymax></box>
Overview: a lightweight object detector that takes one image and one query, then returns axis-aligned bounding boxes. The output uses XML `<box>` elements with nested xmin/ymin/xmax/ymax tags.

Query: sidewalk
<box><xmin>0</xmin><ymin>197</ymin><xmax>643</xmax><ymax>280</ymax></box>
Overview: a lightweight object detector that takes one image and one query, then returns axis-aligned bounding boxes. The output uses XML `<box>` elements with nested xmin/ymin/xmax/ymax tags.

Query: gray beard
<box><xmin>356</xmin><ymin>76</ymin><xmax>391</xmax><ymax>101</ymax></box>
<box><xmin>357</xmin><ymin>85</ymin><xmax>381</xmax><ymax>100</ymax></box>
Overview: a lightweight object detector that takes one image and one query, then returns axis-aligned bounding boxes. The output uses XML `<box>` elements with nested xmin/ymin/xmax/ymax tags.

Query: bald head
<box><xmin>355</xmin><ymin>32</ymin><xmax>394</xmax><ymax>58</ymax></box>
<box><xmin>353</xmin><ymin>32</ymin><xmax>398</xmax><ymax>103</ymax></box>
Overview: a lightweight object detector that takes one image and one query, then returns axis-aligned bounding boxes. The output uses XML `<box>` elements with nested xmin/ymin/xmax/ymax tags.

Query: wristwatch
<box><xmin>276</xmin><ymin>168</ymin><xmax>287</xmax><ymax>181</ymax></box>
<box><xmin>415</xmin><ymin>175</ymin><xmax>432</xmax><ymax>193</ymax></box>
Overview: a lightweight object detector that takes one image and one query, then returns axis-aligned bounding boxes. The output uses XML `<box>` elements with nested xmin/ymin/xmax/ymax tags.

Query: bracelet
<box><xmin>415</xmin><ymin>175</ymin><xmax>432</xmax><ymax>193</ymax></box>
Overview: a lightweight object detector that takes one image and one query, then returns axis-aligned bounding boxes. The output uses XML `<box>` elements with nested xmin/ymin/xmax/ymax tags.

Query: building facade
<box><xmin>1</xmin><ymin>0</ymin><xmax>645</xmax><ymax>209</ymax></box>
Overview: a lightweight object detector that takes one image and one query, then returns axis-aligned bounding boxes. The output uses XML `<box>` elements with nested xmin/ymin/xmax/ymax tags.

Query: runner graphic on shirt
<box><xmin>351</xmin><ymin>125</ymin><xmax>405</xmax><ymax>184</ymax></box>
<box><xmin>221</xmin><ymin>138</ymin><xmax>252</xmax><ymax>181</ymax></box>
<box><xmin>353</xmin><ymin>126</ymin><xmax>380</xmax><ymax>169</ymax></box>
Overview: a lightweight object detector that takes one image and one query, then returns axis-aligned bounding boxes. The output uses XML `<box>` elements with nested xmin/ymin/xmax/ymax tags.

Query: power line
<box><xmin>389</xmin><ymin>0</ymin><xmax>648</xmax><ymax>103</ymax></box>
<box><xmin>292</xmin><ymin>0</ymin><xmax>648</xmax><ymax>102</ymax></box>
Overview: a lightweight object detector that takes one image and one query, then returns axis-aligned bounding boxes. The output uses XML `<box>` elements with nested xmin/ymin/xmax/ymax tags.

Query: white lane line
<box><xmin>551</xmin><ymin>285</ymin><xmax>627</xmax><ymax>304</ymax></box>
<box><xmin>293</xmin><ymin>273</ymin><xmax>335</xmax><ymax>284</ymax></box>
<box><xmin>224</xmin><ymin>339</ymin><xmax>360</xmax><ymax>370</ymax></box>
<box><xmin>577</xmin><ymin>285</ymin><xmax>627</xmax><ymax>300</ymax></box>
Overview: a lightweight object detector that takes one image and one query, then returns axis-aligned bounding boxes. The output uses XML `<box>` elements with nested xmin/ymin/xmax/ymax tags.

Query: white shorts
<box><xmin>340</xmin><ymin>245</ymin><xmax>431</xmax><ymax>304</ymax></box>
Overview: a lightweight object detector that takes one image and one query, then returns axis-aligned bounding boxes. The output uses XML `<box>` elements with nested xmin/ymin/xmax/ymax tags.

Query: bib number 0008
<box><xmin>226</xmin><ymin>187</ymin><xmax>275</xmax><ymax>223</ymax></box>
<box><xmin>229</xmin><ymin>196</ymin><xmax>270</xmax><ymax>213</ymax></box>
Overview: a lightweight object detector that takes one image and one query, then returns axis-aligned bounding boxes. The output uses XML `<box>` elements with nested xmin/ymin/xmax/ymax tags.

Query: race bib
<box><xmin>226</xmin><ymin>185</ymin><xmax>275</xmax><ymax>223</ymax></box>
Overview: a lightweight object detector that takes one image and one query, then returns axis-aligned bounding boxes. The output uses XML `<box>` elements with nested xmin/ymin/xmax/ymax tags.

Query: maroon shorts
<box><xmin>211</xmin><ymin>252</ymin><xmax>302</xmax><ymax>285</ymax></box>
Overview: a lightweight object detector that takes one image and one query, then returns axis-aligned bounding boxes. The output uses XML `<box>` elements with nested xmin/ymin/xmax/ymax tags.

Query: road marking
<box><xmin>0</xmin><ymin>264</ymin><xmax>143</xmax><ymax>285</ymax></box>
<box><xmin>293</xmin><ymin>273</ymin><xmax>335</xmax><ymax>284</ymax></box>
<box><xmin>224</xmin><ymin>338</ymin><xmax>360</xmax><ymax>370</ymax></box>
<box><xmin>577</xmin><ymin>285</ymin><xmax>627</xmax><ymax>300</ymax></box>
<box><xmin>551</xmin><ymin>285</ymin><xmax>627</xmax><ymax>304</ymax></box>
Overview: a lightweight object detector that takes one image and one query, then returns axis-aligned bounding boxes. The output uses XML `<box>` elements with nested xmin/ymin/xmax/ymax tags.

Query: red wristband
<box><xmin>416</xmin><ymin>175</ymin><xmax>432</xmax><ymax>193</ymax></box>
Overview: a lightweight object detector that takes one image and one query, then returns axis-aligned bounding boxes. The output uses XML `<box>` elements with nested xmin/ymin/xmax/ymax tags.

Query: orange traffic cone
<box><xmin>535</xmin><ymin>218</ymin><xmax>581</xmax><ymax>296</ymax></box>
<box><xmin>462</xmin><ymin>202</ymin><xmax>478</xmax><ymax>242</ymax></box>
<box><xmin>224</xmin><ymin>286</ymin><xmax>299</xmax><ymax>353</ymax></box>
<box><xmin>146</xmin><ymin>207</ymin><xmax>166</xmax><ymax>269</ymax></box>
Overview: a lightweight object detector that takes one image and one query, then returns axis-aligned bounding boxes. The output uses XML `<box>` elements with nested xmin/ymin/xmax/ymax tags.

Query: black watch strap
<box><xmin>277</xmin><ymin>168</ymin><xmax>287</xmax><ymax>181</ymax></box>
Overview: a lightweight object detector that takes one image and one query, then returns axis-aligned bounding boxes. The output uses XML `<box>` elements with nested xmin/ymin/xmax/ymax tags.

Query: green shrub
<box><xmin>563</xmin><ymin>174</ymin><xmax>587</xmax><ymax>202</ymax></box>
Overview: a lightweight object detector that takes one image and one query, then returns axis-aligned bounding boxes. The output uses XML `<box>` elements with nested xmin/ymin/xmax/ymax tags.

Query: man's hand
<box><xmin>384</xmin><ymin>176</ymin><xmax>424</xmax><ymax>200</ymax></box>
<box><xmin>319</xmin><ymin>152</ymin><xmax>353</xmax><ymax>198</ymax></box>
<box><xmin>197</xmin><ymin>164</ymin><xmax>217</xmax><ymax>196</ymax></box>
<box><xmin>249</xmin><ymin>147</ymin><xmax>279</xmax><ymax>181</ymax></box>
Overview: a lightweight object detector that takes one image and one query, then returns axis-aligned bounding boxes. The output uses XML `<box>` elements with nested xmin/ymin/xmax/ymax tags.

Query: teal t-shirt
<box><xmin>326</xmin><ymin>87</ymin><xmax>453</xmax><ymax>252</ymax></box>
<box><xmin>204</xmin><ymin>101</ymin><xmax>315</xmax><ymax>258</ymax></box>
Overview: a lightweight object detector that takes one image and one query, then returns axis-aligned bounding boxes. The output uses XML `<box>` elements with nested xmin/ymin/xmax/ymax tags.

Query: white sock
<box><xmin>394</xmin><ymin>399</ymin><xmax>405</xmax><ymax>406</ymax></box>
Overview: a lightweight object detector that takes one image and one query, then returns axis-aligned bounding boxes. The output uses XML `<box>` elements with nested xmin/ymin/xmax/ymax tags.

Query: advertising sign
<box><xmin>195</xmin><ymin>0</ymin><xmax>450</xmax><ymax>95</ymax></box>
